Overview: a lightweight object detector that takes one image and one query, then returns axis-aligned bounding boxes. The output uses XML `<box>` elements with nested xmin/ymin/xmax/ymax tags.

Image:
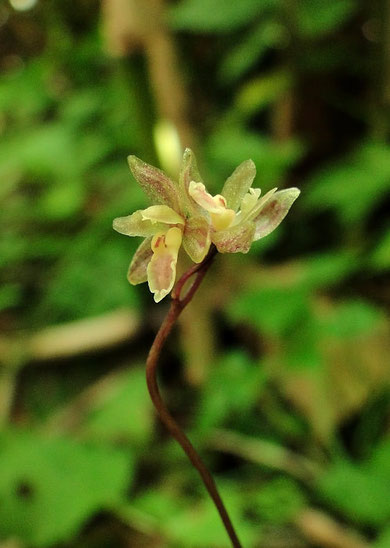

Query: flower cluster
<box><xmin>113</xmin><ymin>149</ymin><xmax>300</xmax><ymax>302</ymax></box>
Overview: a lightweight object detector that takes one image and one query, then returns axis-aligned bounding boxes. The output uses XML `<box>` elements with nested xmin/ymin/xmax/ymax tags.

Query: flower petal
<box><xmin>212</xmin><ymin>221</ymin><xmax>255</xmax><ymax>254</ymax></box>
<box><xmin>147</xmin><ymin>227</ymin><xmax>182</xmax><ymax>303</ymax></box>
<box><xmin>141</xmin><ymin>205</ymin><xmax>184</xmax><ymax>225</ymax></box>
<box><xmin>127</xmin><ymin>237</ymin><xmax>153</xmax><ymax>285</ymax></box>
<box><xmin>179</xmin><ymin>148</ymin><xmax>204</xmax><ymax>214</ymax></box>
<box><xmin>189</xmin><ymin>181</ymin><xmax>227</xmax><ymax>213</ymax></box>
<box><xmin>252</xmin><ymin>188</ymin><xmax>300</xmax><ymax>240</ymax></box>
<box><xmin>113</xmin><ymin>210</ymin><xmax>165</xmax><ymax>237</ymax></box>
<box><xmin>240</xmin><ymin>188</ymin><xmax>261</xmax><ymax>217</ymax></box>
<box><xmin>221</xmin><ymin>159</ymin><xmax>256</xmax><ymax>211</ymax></box>
<box><xmin>246</xmin><ymin>187</ymin><xmax>277</xmax><ymax>220</ymax></box>
<box><xmin>128</xmin><ymin>155</ymin><xmax>179</xmax><ymax>210</ymax></box>
<box><xmin>182</xmin><ymin>216</ymin><xmax>211</xmax><ymax>263</ymax></box>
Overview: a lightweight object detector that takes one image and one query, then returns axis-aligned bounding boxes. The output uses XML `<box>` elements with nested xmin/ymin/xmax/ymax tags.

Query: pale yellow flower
<box><xmin>113</xmin><ymin>149</ymin><xmax>300</xmax><ymax>302</ymax></box>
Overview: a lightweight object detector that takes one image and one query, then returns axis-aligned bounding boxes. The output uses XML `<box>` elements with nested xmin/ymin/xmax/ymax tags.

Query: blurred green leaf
<box><xmin>298</xmin><ymin>0</ymin><xmax>356</xmax><ymax>38</ymax></box>
<box><xmin>0</xmin><ymin>60</ymin><xmax>53</xmax><ymax>120</ymax></box>
<box><xmin>0</xmin><ymin>125</ymin><xmax>74</xmax><ymax>180</ymax></box>
<box><xmin>304</xmin><ymin>143</ymin><xmax>390</xmax><ymax>225</ymax></box>
<box><xmin>318</xmin><ymin>441</ymin><xmax>390</xmax><ymax>526</ymax></box>
<box><xmin>318</xmin><ymin>299</ymin><xmax>384</xmax><ymax>338</ymax></box>
<box><xmin>253</xmin><ymin>477</ymin><xmax>305</xmax><ymax>524</ymax></box>
<box><xmin>285</xmin><ymin>324</ymin><xmax>323</xmax><ymax>370</ymax></box>
<box><xmin>164</xmin><ymin>493</ymin><xmax>258</xmax><ymax>547</ymax></box>
<box><xmin>34</xmin><ymin>232</ymin><xmax>140</xmax><ymax>324</ymax></box>
<box><xmin>227</xmin><ymin>286</ymin><xmax>311</xmax><ymax>336</ymax></box>
<box><xmin>0</xmin><ymin>231</ymin><xmax>28</xmax><ymax>267</ymax></box>
<box><xmin>196</xmin><ymin>351</ymin><xmax>267</xmax><ymax>432</ymax></box>
<box><xmin>0</xmin><ymin>283</ymin><xmax>22</xmax><ymax>311</ymax></box>
<box><xmin>370</xmin><ymin>227</ymin><xmax>390</xmax><ymax>270</ymax></box>
<box><xmin>130</xmin><ymin>489</ymin><xmax>183</xmax><ymax>523</ymax></box>
<box><xmin>38</xmin><ymin>180</ymin><xmax>85</xmax><ymax>220</ymax></box>
<box><xmin>0</xmin><ymin>429</ymin><xmax>131</xmax><ymax>546</ymax></box>
<box><xmin>297</xmin><ymin>251</ymin><xmax>359</xmax><ymax>289</ymax></box>
<box><xmin>375</xmin><ymin>525</ymin><xmax>390</xmax><ymax>548</ymax></box>
<box><xmin>235</xmin><ymin>71</ymin><xmax>292</xmax><ymax>116</ymax></box>
<box><xmin>83</xmin><ymin>367</ymin><xmax>153</xmax><ymax>447</ymax></box>
<box><xmin>219</xmin><ymin>21</ymin><xmax>287</xmax><ymax>84</ymax></box>
<box><xmin>169</xmin><ymin>0</ymin><xmax>274</xmax><ymax>32</ymax></box>
<box><xmin>131</xmin><ymin>483</ymin><xmax>260</xmax><ymax>547</ymax></box>
<box><xmin>59</xmin><ymin>88</ymin><xmax>104</xmax><ymax>127</ymax></box>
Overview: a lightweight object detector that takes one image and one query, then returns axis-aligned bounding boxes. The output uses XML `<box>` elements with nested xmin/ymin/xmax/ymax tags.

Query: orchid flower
<box><xmin>113</xmin><ymin>149</ymin><xmax>300</xmax><ymax>302</ymax></box>
<box><xmin>188</xmin><ymin>159</ymin><xmax>300</xmax><ymax>254</ymax></box>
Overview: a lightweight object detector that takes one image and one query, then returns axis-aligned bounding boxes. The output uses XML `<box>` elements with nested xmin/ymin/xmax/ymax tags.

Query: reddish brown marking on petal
<box><xmin>129</xmin><ymin>157</ymin><xmax>179</xmax><ymax>209</ymax></box>
<box><xmin>158</xmin><ymin>255</ymin><xmax>174</xmax><ymax>286</ymax></box>
<box><xmin>153</xmin><ymin>235</ymin><xmax>165</xmax><ymax>250</ymax></box>
<box><xmin>255</xmin><ymin>199</ymin><xmax>281</xmax><ymax>221</ymax></box>
<box><xmin>212</xmin><ymin>222</ymin><xmax>255</xmax><ymax>254</ymax></box>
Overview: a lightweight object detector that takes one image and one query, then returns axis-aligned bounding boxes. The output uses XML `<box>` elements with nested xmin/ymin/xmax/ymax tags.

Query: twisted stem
<box><xmin>145</xmin><ymin>247</ymin><xmax>242</xmax><ymax>548</ymax></box>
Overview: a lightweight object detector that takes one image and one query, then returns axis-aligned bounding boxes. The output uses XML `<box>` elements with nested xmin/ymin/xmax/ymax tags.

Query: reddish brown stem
<box><xmin>145</xmin><ymin>249</ymin><xmax>242</xmax><ymax>548</ymax></box>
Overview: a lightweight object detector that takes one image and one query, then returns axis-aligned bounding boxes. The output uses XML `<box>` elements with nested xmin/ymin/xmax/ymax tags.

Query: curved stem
<box><xmin>146</xmin><ymin>250</ymin><xmax>242</xmax><ymax>548</ymax></box>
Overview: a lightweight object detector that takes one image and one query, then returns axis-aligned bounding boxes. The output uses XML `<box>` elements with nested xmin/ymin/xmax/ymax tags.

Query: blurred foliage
<box><xmin>0</xmin><ymin>0</ymin><xmax>390</xmax><ymax>547</ymax></box>
<box><xmin>0</xmin><ymin>429</ymin><xmax>132</xmax><ymax>546</ymax></box>
<box><xmin>318</xmin><ymin>440</ymin><xmax>390</xmax><ymax>527</ymax></box>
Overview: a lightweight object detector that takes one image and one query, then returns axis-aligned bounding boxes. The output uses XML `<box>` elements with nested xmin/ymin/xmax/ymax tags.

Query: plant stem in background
<box><xmin>145</xmin><ymin>246</ymin><xmax>243</xmax><ymax>548</ymax></box>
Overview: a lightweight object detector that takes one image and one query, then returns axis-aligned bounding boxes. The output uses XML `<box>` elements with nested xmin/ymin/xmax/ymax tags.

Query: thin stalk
<box><xmin>145</xmin><ymin>247</ymin><xmax>242</xmax><ymax>548</ymax></box>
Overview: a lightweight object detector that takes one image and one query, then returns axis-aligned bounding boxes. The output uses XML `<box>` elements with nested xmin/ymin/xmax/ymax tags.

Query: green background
<box><xmin>1</xmin><ymin>0</ymin><xmax>390</xmax><ymax>546</ymax></box>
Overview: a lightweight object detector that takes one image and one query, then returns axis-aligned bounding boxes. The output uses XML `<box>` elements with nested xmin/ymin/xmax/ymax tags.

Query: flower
<box><xmin>113</xmin><ymin>151</ymin><xmax>211</xmax><ymax>302</ymax></box>
<box><xmin>113</xmin><ymin>149</ymin><xmax>300</xmax><ymax>302</ymax></box>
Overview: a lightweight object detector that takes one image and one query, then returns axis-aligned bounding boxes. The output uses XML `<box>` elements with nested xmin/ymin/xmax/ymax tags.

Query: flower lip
<box><xmin>147</xmin><ymin>227</ymin><xmax>183</xmax><ymax>302</ymax></box>
<box><xmin>189</xmin><ymin>181</ymin><xmax>226</xmax><ymax>214</ymax></box>
<box><xmin>210</xmin><ymin>209</ymin><xmax>235</xmax><ymax>231</ymax></box>
<box><xmin>189</xmin><ymin>181</ymin><xmax>236</xmax><ymax>231</ymax></box>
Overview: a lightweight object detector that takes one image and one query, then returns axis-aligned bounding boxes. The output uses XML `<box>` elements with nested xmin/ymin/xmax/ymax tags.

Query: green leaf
<box><xmin>227</xmin><ymin>287</ymin><xmax>310</xmax><ymax>336</ymax></box>
<box><xmin>285</xmin><ymin>324</ymin><xmax>324</xmax><ymax>370</ymax></box>
<box><xmin>0</xmin><ymin>429</ymin><xmax>132</xmax><ymax>546</ymax></box>
<box><xmin>0</xmin><ymin>126</ymin><xmax>110</xmax><ymax>185</ymax></box>
<box><xmin>164</xmin><ymin>493</ymin><xmax>258</xmax><ymax>547</ymax></box>
<box><xmin>318</xmin><ymin>300</ymin><xmax>384</xmax><ymax>338</ymax></box>
<box><xmin>0</xmin><ymin>59</ymin><xmax>52</xmax><ymax>119</ymax></box>
<box><xmin>219</xmin><ymin>20</ymin><xmax>287</xmax><ymax>83</ymax></box>
<box><xmin>131</xmin><ymin>483</ymin><xmax>260</xmax><ymax>547</ymax></box>
<box><xmin>34</xmin><ymin>232</ymin><xmax>140</xmax><ymax>324</ymax></box>
<box><xmin>318</xmin><ymin>441</ymin><xmax>390</xmax><ymax>526</ymax></box>
<box><xmin>375</xmin><ymin>525</ymin><xmax>390</xmax><ymax>548</ymax></box>
<box><xmin>370</xmin><ymin>227</ymin><xmax>390</xmax><ymax>270</ymax></box>
<box><xmin>59</xmin><ymin>88</ymin><xmax>104</xmax><ymax>127</ymax></box>
<box><xmin>297</xmin><ymin>251</ymin><xmax>359</xmax><ymax>289</ymax></box>
<box><xmin>235</xmin><ymin>71</ymin><xmax>292</xmax><ymax>117</ymax></box>
<box><xmin>303</xmin><ymin>142</ymin><xmax>390</xmax><ymax>224</ymax></box>
<box><xmin>83</xmin><ymin>367</ymin><xmax>153</xmax><ymax>447</ymax></box>
<box><xmin>0</xmin><ymin>125</ymin><xmax>75</xmax><ymax>181</ymax></box>
<box><xmin>298</xmin><ymin>0</ymin><xmax>356</xmax><ymax>38</ymax></box>
<box><xmin>38</xmin><ymin>180</ymin><xmax>85</xmax><ymax>220</ymax></box>
<box><xmin>196</xmin><ymin>351</ymin><xmax>267</xmax><ymax>432</ymax></box>
<box><xmin>253</xmin><ymin>477</ymin><xmax>305</xmax><ymax>524</ymax></box>
<box><xmin>0</xmin><ymin>283</ymin><xmax>22</xmax><ymax>312</ymax></box>
<box><xmin>169</xmin><ymin>0</ymin><xmax>274</xmax><ymax>33</ymax></box>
